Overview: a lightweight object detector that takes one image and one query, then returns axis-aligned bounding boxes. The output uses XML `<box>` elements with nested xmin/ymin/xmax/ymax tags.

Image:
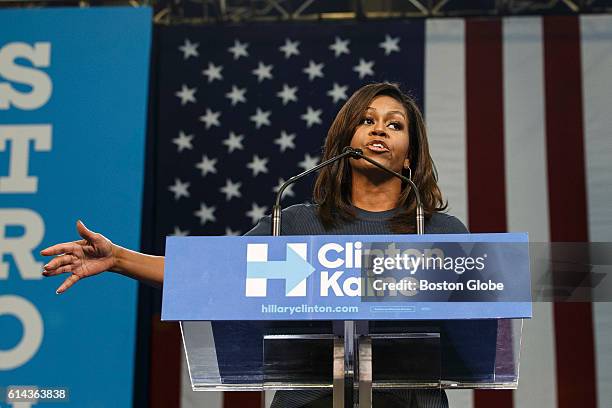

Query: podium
<box><xmin>162</xmin><ymin>233</ymin><xmax>531</xmax><ymax>407</ymax></box>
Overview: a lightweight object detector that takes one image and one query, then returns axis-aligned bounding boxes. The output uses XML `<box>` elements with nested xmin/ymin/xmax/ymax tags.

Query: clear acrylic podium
<box><xmin>163</xmin><ymin>233</ymin><xmax>530</xmax><ymax>407</ymax></box>
<box><xmin>180</xmin><ymin>318</ymin><xmax>523</xmax><ymax>407</ymax></box>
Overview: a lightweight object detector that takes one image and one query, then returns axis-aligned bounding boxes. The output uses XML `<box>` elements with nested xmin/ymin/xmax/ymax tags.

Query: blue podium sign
<box><xmin>162</xmin><ymin>233</ymin><xmax>532</xmax><ymax>321</ymax></box>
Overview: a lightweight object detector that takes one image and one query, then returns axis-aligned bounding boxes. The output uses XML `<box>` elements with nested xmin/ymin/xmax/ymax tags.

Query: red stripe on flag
<box><xmin>150</xmin><ymin>317</ymin><xmax>182</xmax><ymax>408</ymax></box>
<box><xmin>543</xmin><ymin>15</ymin><xmax>597</xmax><ymax>408</ymax></box>
<box><xmin>465</xmin><ymin>18</ymin><xmax>508</xmax><ymax>234</ymax></box>
<box><xmin>465</xmin><ymin>18</ymin><xmax>513</xmax><ymax>408</ymax></box>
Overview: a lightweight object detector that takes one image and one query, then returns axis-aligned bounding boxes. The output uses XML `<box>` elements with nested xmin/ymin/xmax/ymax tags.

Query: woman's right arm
<box><xmin>113</xmin><ymin>246</ymin><xmax>164</xmax><ymax>289</ymax></box>
<box><xmin>41</xmin><ymin>220</ymin><xmax>164</xmax><ymax>294</ymax></box>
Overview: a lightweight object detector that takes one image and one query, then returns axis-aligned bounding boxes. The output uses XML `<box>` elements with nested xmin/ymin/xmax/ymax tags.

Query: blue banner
<box><xmin>163</xmin><ymin>233</ymin><xmax>532</xmax><ymax>321</ymax></box>
<box><xmin>0</xmin><ymin>7</ymin><xmax>151</xmax><ymax>406</ymax></box>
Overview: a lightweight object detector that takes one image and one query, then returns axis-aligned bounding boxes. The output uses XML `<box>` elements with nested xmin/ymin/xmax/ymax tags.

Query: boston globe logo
<box><xmin>245</xmin><ymin>243</ymin><xmax>315</xmax><ymax>297</ymax></box>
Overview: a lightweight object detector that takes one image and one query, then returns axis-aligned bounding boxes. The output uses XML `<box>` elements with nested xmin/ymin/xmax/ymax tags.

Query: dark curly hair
<box><xmin>312</xmin><ymin>82</ymin><xmax>447</xmax><ymax>233</ymax></box>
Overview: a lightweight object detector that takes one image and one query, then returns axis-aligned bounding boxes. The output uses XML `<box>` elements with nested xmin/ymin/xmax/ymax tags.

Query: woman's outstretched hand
<box><xmin>41</xmin><ymin>220</ymin><xmax>116</xmax><ymax>294</ymax></box>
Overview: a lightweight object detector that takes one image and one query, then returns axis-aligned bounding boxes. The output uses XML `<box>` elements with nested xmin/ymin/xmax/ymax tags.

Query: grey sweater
<box><xmin>246</xmin><ymin>203</ymin><xmax>468</xmax><ymax>236</ymax></box>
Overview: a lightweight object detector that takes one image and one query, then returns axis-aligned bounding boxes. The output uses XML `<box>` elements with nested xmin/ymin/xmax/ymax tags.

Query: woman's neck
<box><xmin>350</xmin><ymin>171</ymin><xmax>402</xmax><ymax>212</ymax></box>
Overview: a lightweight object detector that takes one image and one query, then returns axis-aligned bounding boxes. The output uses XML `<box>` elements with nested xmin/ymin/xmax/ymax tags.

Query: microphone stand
<box><xmin>339</xmin><ymin>148</ymin><xmax>425</xmax><ymax>408</ymax></box>
<box><xmin>270</xmin><ymin>146</ymin><xmax>426</xmax><ymax>407</ymax></box>
<box><xmin>271</xmin><ymin>147</ymin><xmax>355</xmax><ymax>236</ymax></box>
<box><xmin>271</xmin><ymin>147</ymin><xmax>425</xmax><ymax>236</ymax></box>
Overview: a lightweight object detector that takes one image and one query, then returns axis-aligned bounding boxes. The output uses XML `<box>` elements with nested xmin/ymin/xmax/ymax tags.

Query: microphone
<box><xmin>271</xmin><ymin>146</ymin><xmax>356</xmax><ymax>236</ymax></box>
<box><xmin>347</xmin><ymin>148</ymin><xmax>425</xmax><ymax>235</ymax></box>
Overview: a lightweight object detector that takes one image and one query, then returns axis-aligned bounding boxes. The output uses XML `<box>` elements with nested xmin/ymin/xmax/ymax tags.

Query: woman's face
<box><xmin>349</xmin><ymin>95</ymin><xmax>410</xmax><ymax>175</ymax></box>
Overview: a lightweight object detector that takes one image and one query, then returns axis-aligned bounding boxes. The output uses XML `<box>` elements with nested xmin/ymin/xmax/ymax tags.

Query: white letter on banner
<box><xmin>0</xmin><ymin>295</ymin><xmax>44</xmax><ymax>370</ymax></box>
<box><xmin>318</xmin><ymin>243</ymin><xmax>344</xmax><ymax>269</ymax></box>
<box><xmin>320</xmin><ymin>271</ymin><xmax>343</xmax><ymax>296</ymax></box>
<box><xmin>0</xmin><ymin>42</ymin><xmax>52</xmax><ymax>110</ymax></box>
<box><xmin>343</xmin><ymin>277</ymin><xmax>361</xmax><ymax>297</ymax></box>
<box><xmin>0</xmin><ymin>125</ymin><xmax>52</xmax><ymax>193</ymax></box>
<box><xmin>0</xmin><ymin>209</ymin><xmax>44</xmax><ymax>280</ymax></box>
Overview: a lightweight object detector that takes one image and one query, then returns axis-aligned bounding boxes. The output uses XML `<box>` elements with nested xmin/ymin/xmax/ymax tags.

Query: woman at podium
<box><xmin>41</xmin><ymin>82</ymin><xmax>466</xmax><ymax>407</ymax></box>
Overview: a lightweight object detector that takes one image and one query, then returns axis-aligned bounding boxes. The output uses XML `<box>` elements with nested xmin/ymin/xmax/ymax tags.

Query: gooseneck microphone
<box><xmin>346</xmin><ymin>148</ymin><xmax>425</xmax><ymax>235</ymax></box>
<box><xmin>271</xmin><ymin>146</ymin><xmax>425</xmax><ymax>236</ymax></box>
<box><xmin>271</xmin><ymin>146</ymin><xmax>356</xmax><ymax>236</ymax></box>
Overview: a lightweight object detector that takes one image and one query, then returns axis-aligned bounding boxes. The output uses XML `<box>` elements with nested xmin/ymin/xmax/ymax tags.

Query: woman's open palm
<box><xmin>41</xmin><ymin>221</ymin><xmax>115</xmax><ymax>294</ymax></box>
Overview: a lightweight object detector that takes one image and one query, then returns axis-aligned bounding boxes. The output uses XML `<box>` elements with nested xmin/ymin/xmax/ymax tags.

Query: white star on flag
<box><xmin>379</xmin><ymin>34</ymin><xmax>400</xmax><ymax>55</ymax></box>
<box><xmin>252</xmin><ymin>61</ymin><xmax>274</xmax><ymax>82</ymax></box>
<box><xmin>199</xmin><ymin>108</ymin><xmax>221</xmax><ymax>129</ymax></box>
<box><xmin>194</xmin><ymin>202</ymin><xmax>216</xmax><ymax>225</ymax></box>
<box><xmin>327</xmin><ymin>83</ymin><xmax>349</xmax><ymax>103</ymax></box>
<box><xmin>225</xmin><ymin>227</ymin><xmax>241</xmax><ymax>236</ymax></box>
<box><xmin>168</xmin><ymin>178</ymin><xmax>190</xmax><ymax>200</ymax></box>
<box><xmin>223</xmin><ymin>131</ymin><xmax>244</xmax><ymax>153</ymax></box>
<box><xmin>179</xmin><ymin>38</ymin><xmax>199</xmax><ymax>59</ymax></box>
<box><xmin>228</xmin><ymin>39</ymin><xmax>249</xmax><ymax>60</ymax></box>
<box><xmin>279</xmin><ymin>38</ymin><xmax>300</xmax><ymax>58</ymax></box>
<box><xmin>175</xmin><ymin>84</ymin><xmax>197</xmax><ymax>106</ymax></box>
<box><xmin>247</xmin><ymin>155</ymin><xmax>269</xmax><ymax>176</ymax></box>
<box><xmin>329</xmin><ymin>37</ymin><xmax>350</xmax><ymax>57</ymax></box>
<box><xmin>303</xmin><ymin>60</ymin><xmax>324</xmax><ymax>81</ymax></box>
<box><xmin>195</xmin><ymin>155</ymin><xmax>217</xmax><ymax>176</ymax></box>
<box><xmin>298</xmin><ymin>153</ymin><xmax>320</xmax><ymax>171</ymax></box>
<box><xmin>301</xmin><ymin>106</ymin><xmax>322</xmax><ymax>128</ymax></box>
<box><xmin>172</xmin><ymin>226</ymin><xmax>190</xmax><ymax>236</ymax></box>
<box><xmin>220</xmin><ymin>179</ymin><xmax>242</xmax><ymax>201</ymax></box>
<box><xmin>353</xmin><ymin>58</ymin><xmax>375</xmax><ymax>79</ymax></box>
<box><xmin>276</xmin><ymin>84</ymin><xmax>298</xmax><ymax>105</ymax></box>
<box><xmin>225</xmin><ymin>85</ymin><xmax>247</xmax><ymax>106</ymax></box>
<box><xmin>274</xmin><ymin>130</ymin><xmax>296</xmax><ymax>152</ymax></box>
<box><xmin>273</xmin><ymin>178</ymin><xmax>295</xmax><ymax>198</ymax></box>
<box><xmin>202</xmin><ymin>62</ymin><xmax>223</xmax><ymax>82</ymax></box>
<box><xmin>246</xmin><ymin>202</ymin><xmax>268</xmax><ymax>225</ymax></box>
<box><xmin>172</xmin><ymin>131</ymin><xmax>194</xmax><ymax>152</ymax></box>
<box><xmin>250</xmin><ymin>108</ymin><xmax>271</xmax><ymax>129</ymax></box>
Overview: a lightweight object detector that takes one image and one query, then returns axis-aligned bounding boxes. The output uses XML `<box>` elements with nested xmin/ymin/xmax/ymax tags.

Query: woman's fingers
<box><xmin>40</xmin><ymin>242</ymin><xmax>81</xmax><ymax>257</ymax></box>
<box><xmin>42</xmin><ymin>221</ymin><xmax>107</xmax><ymax>293</ymax></box>
<box><xmin>76</xmin><ymin>220</ymin><xmax>97</xmax><ymax>242</ymax></box>
<box><xmin>56</xmin><ymin>274</ymin><xmax>80</xmax><ymax>294</ymax></box>
<box><xmin>43</xmin><ymin>265</ymin><xmax>72</xmax><ymax>277</ymax></box>
<box><xmin>43</xmin><ymin>254</ymin><xmax>76</xmax><ymax>272</ymax></box>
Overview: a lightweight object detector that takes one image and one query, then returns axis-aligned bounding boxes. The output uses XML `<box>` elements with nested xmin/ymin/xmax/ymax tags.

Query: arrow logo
<box><xmin>246</xmin><ymin>244</ymin><xmax>315</xmax><ymax>296</ymax></box>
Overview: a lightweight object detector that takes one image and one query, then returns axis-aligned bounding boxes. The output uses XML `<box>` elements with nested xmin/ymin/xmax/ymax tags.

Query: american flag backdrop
<box><xmin>144</xmin><ymin>15</ymin><xmax>612</xmax><ymax>408</ymax></box>
<box><xmin>154</xmin><ymin>21</ymin><xmax>425</xmax><ymax>239</ymax></box>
